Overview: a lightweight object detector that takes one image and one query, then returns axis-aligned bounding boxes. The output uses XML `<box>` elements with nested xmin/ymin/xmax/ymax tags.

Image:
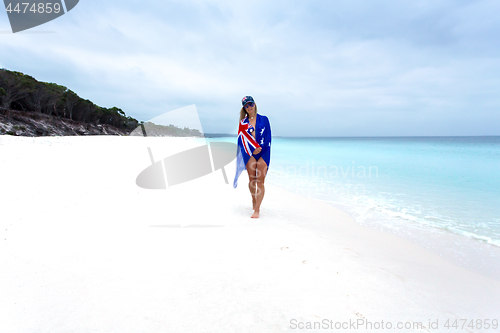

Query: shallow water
<box><xmin>213</xmin><ymin>136</ymin><xmax>500</xmax><ymax>278</ymax></box>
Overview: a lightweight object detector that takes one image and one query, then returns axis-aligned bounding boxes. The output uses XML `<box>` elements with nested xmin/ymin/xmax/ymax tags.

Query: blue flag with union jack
<box><xmin>233</xmin><ymin>114</ymin><xmax>271</xmax><ymax>188</ymax></box>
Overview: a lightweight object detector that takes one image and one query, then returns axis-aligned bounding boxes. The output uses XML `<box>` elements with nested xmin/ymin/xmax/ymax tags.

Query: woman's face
<box><xmin>244</xmin><ymin>102</ymin><xmax>256</xmax><ymax>114</ymax></box>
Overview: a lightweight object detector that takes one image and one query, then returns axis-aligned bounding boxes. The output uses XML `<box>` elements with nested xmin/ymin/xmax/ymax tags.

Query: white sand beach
<box><xmin>1</xmin><ymin>135</ymin><xmax>499</xmax><ymax>333</ymax></box>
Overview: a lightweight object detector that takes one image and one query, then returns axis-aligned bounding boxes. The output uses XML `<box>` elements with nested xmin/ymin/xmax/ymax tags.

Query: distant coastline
<box><xmin>0</xmin><ymin>68</ymin><xmax>203</xmax><ymax>138</ymax></box>
<box><xmin>204</xmin><ymin>133</ymin><xmax>237</xmax><ymax>138</ymax></box>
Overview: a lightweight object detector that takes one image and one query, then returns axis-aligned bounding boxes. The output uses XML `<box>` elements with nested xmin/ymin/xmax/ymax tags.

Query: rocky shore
<box><xmin>0</xmin><ymin>109</ymin><xmax>131</xmax><ymax>136</ymax></box>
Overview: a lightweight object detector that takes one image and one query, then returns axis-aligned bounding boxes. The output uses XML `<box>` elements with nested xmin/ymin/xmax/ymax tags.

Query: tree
<box><xmin>0</xmin><ymin>69</ymin><xmax>33</xmax><ymax>110</ymax></box>
<box><xmin>26</xmin><ymin>82</ymin><xmax>46</xmax><ymax>113</ymax></box>
<box><xmin>75</xmin><ymin>99</ymin><xmax>96</xmax><ymax>122</ymax></box>
<box><xmin>124</xmin><ymin>116</ymin><xmax>139</xmax><ymax>130</ymax></box>
<box><xmin>0</xmin><ymin>87</ymin><xmax>6</xmax><ymax>110</ymax></box>
<box><xmin>96</xmin><ymin>107</ymin><xmax>128</xmax><ymax>127</ymax></box>
<box><xmin>25</xmin><ymin>81</ymin><xmax>65</xmax><ymax>114</ymax></box>
<box><xmin>0</xmin><ymin>68</ymin><xmax>140</xmax><ymax>132</ymax></box>
<box><xmin>63</xmin><ymin>89</ymin><xmax>79</xmax><ymax>120</ymax></box>
<box><xmin>44</xmin><ymin>83</ymin><xmax>66</xmax><ymax>116</ymax></box>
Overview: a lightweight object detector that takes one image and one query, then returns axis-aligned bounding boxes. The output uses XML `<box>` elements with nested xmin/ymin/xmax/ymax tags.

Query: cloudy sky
<box><xmin>1</xmin><ymin>0</ymin><xmax>499</xmax><ymax>136</ymax></box>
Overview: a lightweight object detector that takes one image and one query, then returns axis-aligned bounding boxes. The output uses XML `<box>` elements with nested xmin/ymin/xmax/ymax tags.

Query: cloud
<box><xmin>1</xmin><ymin>0</ymin><xmax>499</xmax><ymax>136</ymax></box>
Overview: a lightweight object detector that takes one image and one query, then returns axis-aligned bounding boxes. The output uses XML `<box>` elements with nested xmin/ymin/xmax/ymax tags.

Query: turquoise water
<box><xmin>265</xmin><ymin>136</ymin><xmax>500</xmax><ymax>248</ymax></box>
<box><xmin>213</xmin><ymin>135</ymin><xmax>500</xmax><ymax>276</ymax></box>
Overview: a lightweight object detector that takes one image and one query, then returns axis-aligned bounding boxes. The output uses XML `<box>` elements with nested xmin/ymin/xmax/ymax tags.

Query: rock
<box><xmin>0</xmin><ymin>110</ymin><xmax>131</xmax><ymax>137</ymax></box>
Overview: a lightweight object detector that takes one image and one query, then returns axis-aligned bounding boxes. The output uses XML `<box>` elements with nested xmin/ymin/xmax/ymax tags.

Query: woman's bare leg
<box><xmin>246</xmin><ymin>157</ymin><xmax>257</xmax><ymax>210</ymax></box>
<box><xmin>252</xmin><ymin>158</ymin><xmax>268</xmax><ymax>218</ymax></box>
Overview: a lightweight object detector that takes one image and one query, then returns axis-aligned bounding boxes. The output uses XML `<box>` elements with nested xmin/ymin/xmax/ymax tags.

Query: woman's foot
<box><xmin>251</xmin><ymin>210</ymin><xmax>260</xmax><ymax>218</ymax></box>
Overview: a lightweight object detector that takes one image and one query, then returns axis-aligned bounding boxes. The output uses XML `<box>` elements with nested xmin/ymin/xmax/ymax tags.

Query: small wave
<box><xmin>445</xmin><ymin>229</ymin><xmax>500</xmax><ymax>247</ymax></box>
<box><xmin>269</xmin><ymin>176</ymin><xmax>500</xmax><ymax>248</ymax></box>
<box><xmin>332</xmin><ymin>196</ymin><xmax>500</xmax><ymax>248</ymax></box>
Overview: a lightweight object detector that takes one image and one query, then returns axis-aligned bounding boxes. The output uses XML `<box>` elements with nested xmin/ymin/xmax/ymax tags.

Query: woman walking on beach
<box><xmin>233</xmin><ymin>96</ymin><xmax>272</xmax><ymax>218</ymax></box>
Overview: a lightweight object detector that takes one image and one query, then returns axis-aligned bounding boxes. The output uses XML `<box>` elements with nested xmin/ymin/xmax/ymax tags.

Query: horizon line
<box><xmin>204</xmin><ymin>133</ymin><xmax>500</xmax><ymax>138</ymax></box>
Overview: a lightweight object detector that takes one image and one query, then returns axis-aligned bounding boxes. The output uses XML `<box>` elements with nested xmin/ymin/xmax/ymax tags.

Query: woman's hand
<box><xmin>253</xmin><ymin>147</ymin><xmax>262</xmax><ymax>155</ymax></box>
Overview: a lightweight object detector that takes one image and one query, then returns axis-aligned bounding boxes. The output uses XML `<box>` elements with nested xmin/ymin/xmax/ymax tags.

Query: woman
<box><xmin>233</xmin><ymin>96</ymin><xmax>272</xmax><ymax>218</ymax></box>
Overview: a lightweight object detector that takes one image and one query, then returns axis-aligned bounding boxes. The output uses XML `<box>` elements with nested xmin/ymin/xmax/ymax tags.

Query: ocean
<box><xmin>214</xmin><ymin>136</ymin><xmax>500</xmax><ymax>278</ymax></box>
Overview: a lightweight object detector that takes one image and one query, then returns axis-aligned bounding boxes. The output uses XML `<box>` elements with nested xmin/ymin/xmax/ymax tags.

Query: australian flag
<box><xmin>233</xmin><ymin>117</ymin><xmax>261</xmax><ymax>188</ymax></box>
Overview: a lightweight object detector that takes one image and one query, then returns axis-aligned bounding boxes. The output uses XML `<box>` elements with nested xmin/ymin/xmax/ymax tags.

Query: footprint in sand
<box><xmin>343</xmin><ymin>247</ymin><xmax>361</xmax><ymax>257</ymax></box>
<box><xmin>378</xmin><ymin>267</ymin><xmax>405</xmax><ymax>282</ymax></box>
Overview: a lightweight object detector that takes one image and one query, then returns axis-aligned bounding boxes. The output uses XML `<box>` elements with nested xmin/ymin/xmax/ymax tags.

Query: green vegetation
<box><xmin>0</xmin><ymin>68</ymin><xmax>139</xmax><ymax>131</ymax></box>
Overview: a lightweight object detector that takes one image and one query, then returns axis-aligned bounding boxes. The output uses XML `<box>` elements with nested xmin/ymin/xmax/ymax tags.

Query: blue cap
<box><xmin>241</xmin><ymin>96</ymin><xmax>255</xmax><ymax>106</ymax></box>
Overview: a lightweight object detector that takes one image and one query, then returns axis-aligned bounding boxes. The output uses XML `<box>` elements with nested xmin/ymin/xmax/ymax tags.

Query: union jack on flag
<box><xmin>233</xmin><ymin>117</ymin><xmax>261</xmax><ymax>188</ymax></box>
<box><xmin>233</xmin><ymin>113</ymin><xmax>271</xmax><ymax>188</ymax></box>
<box><xmin>237</xmin><ymin>117</ymin><xmax>261</xmax><ymax>156</ymax></box>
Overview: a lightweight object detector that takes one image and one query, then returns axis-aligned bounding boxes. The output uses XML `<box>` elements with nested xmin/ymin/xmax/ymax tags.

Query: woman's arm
<box><xmin>267</xmin><ymin>117</ymin><xmax>272</xmax><ymax>146</ymax></box>
<box><xmin>263</xmin><ymin>116</ymin><xmax>272</xmax><ymax>151</ymax></box>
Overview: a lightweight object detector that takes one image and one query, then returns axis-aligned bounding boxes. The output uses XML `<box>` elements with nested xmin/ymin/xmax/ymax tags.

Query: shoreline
<box><xmin>1</xmin><ymin>135</ymin><xmax>499</xmax><ymax>332</ymax></box>
<box><xmin>266</xmin><ymin>177</ymin><xmax>500</xmax><ymax>283</ymax></box>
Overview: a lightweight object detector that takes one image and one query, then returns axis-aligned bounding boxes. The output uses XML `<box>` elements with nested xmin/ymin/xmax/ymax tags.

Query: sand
<box><xmin>1</xmin><ymin>135</ymin><xmax>499</xmax><ymax>332</ymax></box>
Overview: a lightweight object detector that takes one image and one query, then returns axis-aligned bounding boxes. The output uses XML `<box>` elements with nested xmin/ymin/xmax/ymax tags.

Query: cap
<box><xmin>241</xmin><ymin>96</ymin><xmax>255</xmax><ymax>106</ymax></box>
